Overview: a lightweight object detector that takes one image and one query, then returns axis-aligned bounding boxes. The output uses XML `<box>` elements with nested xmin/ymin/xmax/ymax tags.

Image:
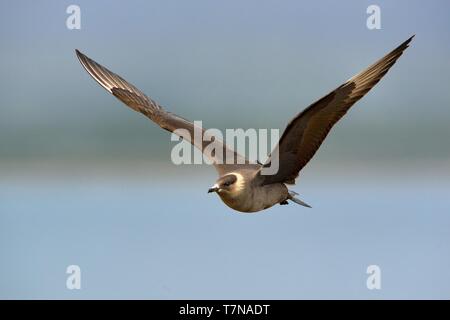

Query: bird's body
<box><xmin>213</xmin><ymin>171</ymin><xmax>289</xmax><ymax>212</ymax></box>
<box><xmin>76</xmin><ymin>36</ymin><xmax>413</xmax><ymax>213</ymax></box>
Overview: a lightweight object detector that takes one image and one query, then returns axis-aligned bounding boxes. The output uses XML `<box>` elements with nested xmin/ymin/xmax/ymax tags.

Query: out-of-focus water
<box><xmin>1</xmin><ymin>167</ymin><xmax>449</xmax><ymax>299</ymax></box>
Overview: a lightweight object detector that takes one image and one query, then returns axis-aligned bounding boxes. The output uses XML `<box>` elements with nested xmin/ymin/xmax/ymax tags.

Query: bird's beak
<box><xmin>208</xmin><ymin>184</ymin><xmax>219</xmax><ymax>193</ymax></box>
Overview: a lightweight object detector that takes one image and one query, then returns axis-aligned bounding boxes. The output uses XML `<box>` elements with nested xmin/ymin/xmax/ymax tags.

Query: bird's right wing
<box><xmin>76</xmin><ymin>50</ymin><xmax>258</xmax><ymax>176</ymax></box>
<box><xmin>258</xmin><ymin>36</ymin><xmax>413</xmax><ymax>185</ymax></box>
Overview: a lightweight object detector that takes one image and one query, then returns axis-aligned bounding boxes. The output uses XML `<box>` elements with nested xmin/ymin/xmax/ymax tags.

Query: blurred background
<box><xmin>1</xmin><ymin>0</ymin><xmax>449</xmax><ymax>299</ymax></box>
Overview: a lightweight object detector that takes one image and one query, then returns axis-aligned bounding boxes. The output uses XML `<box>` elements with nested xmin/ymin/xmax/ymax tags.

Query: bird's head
<box><xmin>208</xmin><ymin>173</ymin><xmax>242</xmax><ymax>195</ymax></box>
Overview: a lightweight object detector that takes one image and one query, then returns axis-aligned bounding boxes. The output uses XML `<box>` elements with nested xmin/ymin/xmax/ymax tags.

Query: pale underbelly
<box><xmin>218</xmin><ymin>184</ymin><xmax>288</xmax><ymax>213</ymax></box>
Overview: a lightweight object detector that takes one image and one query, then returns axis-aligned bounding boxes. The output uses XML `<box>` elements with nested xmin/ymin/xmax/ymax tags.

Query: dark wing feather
<box><xmin>259</xmin><ymin>36</ymin><xmax>414</xmax><ymax>185</ymax></box>
<box><xmin>75</xmin><ymin>49</ymin><xmax>258</xmax><ymax>176</ymax></box>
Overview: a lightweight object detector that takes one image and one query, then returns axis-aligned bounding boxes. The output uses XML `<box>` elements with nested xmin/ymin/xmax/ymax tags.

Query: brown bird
<box><xmin>76</xmin><ymin>36</ymin><xmax>413</xmax><ymax>213</ymax></box>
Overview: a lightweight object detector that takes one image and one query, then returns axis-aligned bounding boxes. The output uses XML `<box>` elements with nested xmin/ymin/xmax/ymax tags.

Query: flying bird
<box><xmin>76</xmin><ymin>36</ymin><xmax>413</xmax><ymax>213</ymax></box>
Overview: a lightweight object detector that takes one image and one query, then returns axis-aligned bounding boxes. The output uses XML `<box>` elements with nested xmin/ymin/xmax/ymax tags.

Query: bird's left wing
<box><xmin>75</xmin><ymin>50</ymin><xmax>259</xmax><ymax>176</ymax></box>
<box><xmin>258</xmin><ymin>36</ymin><xmax>414</xmax><ymax>185</ymax></box>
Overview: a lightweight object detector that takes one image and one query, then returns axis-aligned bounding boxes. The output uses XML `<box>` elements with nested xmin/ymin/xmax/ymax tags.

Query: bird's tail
<box><xmin>288</xmin><ymin>191</ymin><xmax>312</xmax><ymax>208</ymax></box>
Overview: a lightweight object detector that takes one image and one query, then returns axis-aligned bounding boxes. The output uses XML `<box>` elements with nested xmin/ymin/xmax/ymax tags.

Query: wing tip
<box><xmin>74</xmin><ymin>48</ymin><xmax>84</xmax><ymax>60</ymax></box>
<box><xmin>74</xmin><ymin>48</ymin><xmax>89</xmax><ymax>68</ymax></box>
<box><xmin>401</xmin><ymin>35</ymin><xmax>415</xmax><ymax>49</ymax></box>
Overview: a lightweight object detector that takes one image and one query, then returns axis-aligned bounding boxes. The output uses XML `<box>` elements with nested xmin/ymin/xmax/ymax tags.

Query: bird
<box><xmin>75</xmin><ymin>35</ymin><xmax>413</xmax><ymax>213</ymax></box>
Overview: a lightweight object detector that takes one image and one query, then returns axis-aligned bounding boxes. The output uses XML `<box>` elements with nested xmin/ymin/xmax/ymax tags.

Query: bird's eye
<box><xmin>223</xmin><ymin>182</ymin><xmax>231</xmax><ymax>187</ymax></box>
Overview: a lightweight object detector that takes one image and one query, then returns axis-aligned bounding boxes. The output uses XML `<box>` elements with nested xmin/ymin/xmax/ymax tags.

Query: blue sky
<box><xmin>1</xmin><ymin>0</ymin><xmax>450</xmax><ymax>161</ymax></box>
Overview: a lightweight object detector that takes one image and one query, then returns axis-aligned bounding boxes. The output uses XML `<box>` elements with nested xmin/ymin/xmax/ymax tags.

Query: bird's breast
<box><xmin>218</xmin><ymin>183</ymin><xmax>288</xmax><ymax>213</ymax></box>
